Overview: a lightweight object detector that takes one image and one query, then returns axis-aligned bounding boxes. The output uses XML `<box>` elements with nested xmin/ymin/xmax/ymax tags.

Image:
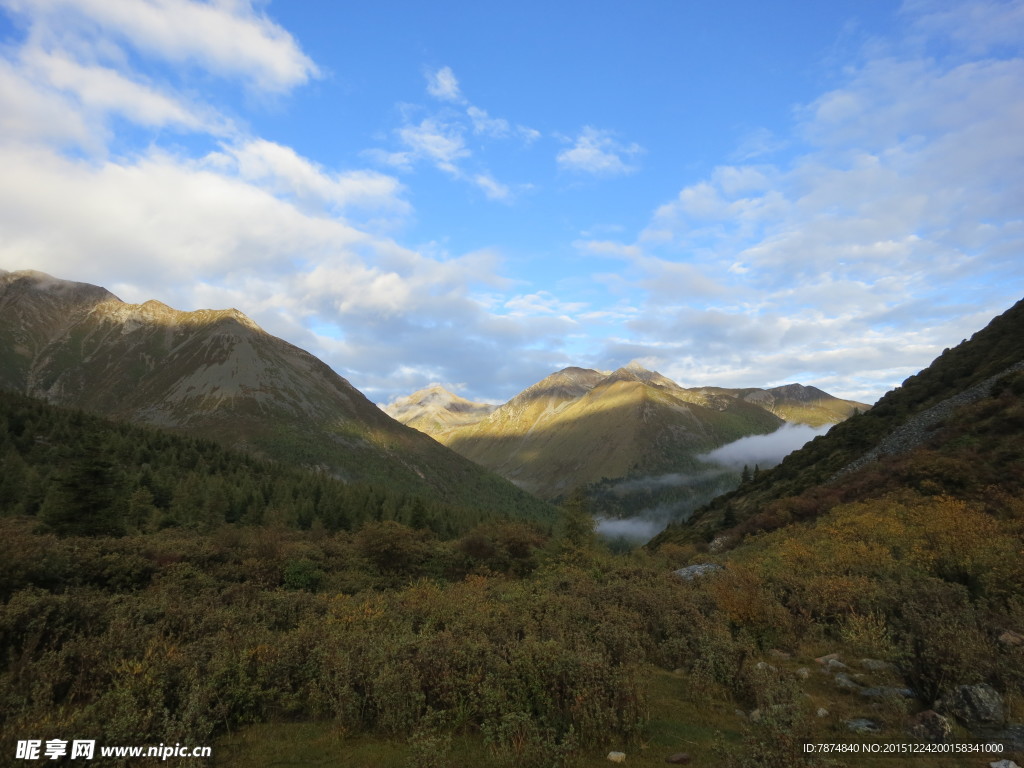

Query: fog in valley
<box><xmin>595</xmin><ymin>422</ymin><xmax>834</xmax><ymax>544</ymax></box>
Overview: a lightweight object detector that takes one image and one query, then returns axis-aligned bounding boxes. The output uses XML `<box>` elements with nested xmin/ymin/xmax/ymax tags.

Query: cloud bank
<box><xmin>701</xmin><ymin>423</ymin><xmax>833</xmax><ymax>469</ymax></box>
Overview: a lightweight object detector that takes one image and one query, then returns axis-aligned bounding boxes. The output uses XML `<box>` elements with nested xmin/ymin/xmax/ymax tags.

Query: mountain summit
<box><xmin>423</xmin><ymin>364</ymin><xmax>784</xmax><ymax>499</ymax></box>
<box><xmin>0</xmin><ymin>269</ymin><xmax>554</xmax><ymax>518</ymax></box>
<box><xmin>382</xmin><ymin>385</ymin><xmax>496</xmax><ymax>436</ymax></box>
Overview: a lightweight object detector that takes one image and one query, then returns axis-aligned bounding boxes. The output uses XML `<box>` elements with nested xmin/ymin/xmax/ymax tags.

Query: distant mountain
<box><xmin>652</xmin><ymin>296</ymin><xmax>1024</xmax><ymax>548</ymax></box>
<box><xmin>695</xmin><ymin>383</ymin><xmax>868</xmax><ymax>427</ymax></box>
<box><xmin>426</xmin><ymin>364</ymin><xmax>784</xmax><ymax>499</ymax></box>
<box><xmin>382</xmin><ymin>385</ymin><xmax>497</xmax><ymax>437</ymax></box>
<box><xmin>385</xmin><ymin>360</ymin><xmax>868</xmax><ymax>501</ymax></box>
<box><xmin>0</xmin><ymin>269</ymin><xmax>555</xmax><ymax>521</ymax></box>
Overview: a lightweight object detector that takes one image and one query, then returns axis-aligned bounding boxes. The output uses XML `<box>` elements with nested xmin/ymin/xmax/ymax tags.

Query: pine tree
<box><xmin>42</xmin><ymin>436</ymin><xmax>124</xmax><ymax>537</ymax></box>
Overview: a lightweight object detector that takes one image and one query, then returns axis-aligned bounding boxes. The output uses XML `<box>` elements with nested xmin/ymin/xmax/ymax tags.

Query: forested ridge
<box><xmin>0</xmin><ymin>390</ymin><xmax>553</xmax><ymax>539</ymax></box>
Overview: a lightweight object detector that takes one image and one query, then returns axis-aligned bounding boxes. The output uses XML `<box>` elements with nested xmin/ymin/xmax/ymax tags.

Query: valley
<box><xmin>0</xmin><ymin>269</ymin><xmax>1022</xmax><ymax>766</ymax></box>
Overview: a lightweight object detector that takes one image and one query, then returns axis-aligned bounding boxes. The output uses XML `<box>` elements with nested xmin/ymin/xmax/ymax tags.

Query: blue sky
<box><xmin>1</xmin><ymin>0</ymin><xmax>1021</xmax><ymax>405</ymax></box>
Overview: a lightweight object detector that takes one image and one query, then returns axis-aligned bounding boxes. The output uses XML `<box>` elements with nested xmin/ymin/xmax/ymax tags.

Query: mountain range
<box><xmin>386</xmin><ymin>362</ymin><xmax>868</xmax><ymax>499</ymax></box>
<box><xmin>0</xmin><ymin>269</ymin><xmax>553</xmax><ymax>520</ymax></box>
<box><xmin>1</xmin><ymin>267</ymin><xmax>868</xmax><ymax>519</ymax></box>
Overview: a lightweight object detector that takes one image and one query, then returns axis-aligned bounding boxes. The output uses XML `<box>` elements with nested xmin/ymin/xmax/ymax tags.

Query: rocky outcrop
<box><xmin>936</xmin><ymin>683</ymin><xmax>1005</xmax><ymax>727</ymax></box>
<box><xmin>836</xmin><ymin>360</ymin><xmax>1024</xmax><ymax>478</ymax></box>
<box><xmin>673</xmin><ymin>563</ymin><xmax>724</xmax><ymax>581</ymax></box>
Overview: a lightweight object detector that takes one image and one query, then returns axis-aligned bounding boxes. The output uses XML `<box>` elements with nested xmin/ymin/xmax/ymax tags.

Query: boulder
<box><xmin>607</xmin><ymin>752</ymin><xmax>626</xmax><ymax>764</ymax></box>
<box><xmin>908</xmin><ymin>710</ymin><xmax>952</xmax><ymax>743</ymax></box>
<box><xmin>835</xmin><ymin>672</ymin><xmax>862</xmax><ymax>692</ymax></box>
<box><xmin>936</xmin><ymin>683</ymin><xmax>1004</xmax><ymax>726</ymax></box>
<box><xmin>984</xmin><ymin>724</ymin><xmax>1024</xmax><ymax>751</ymax></box>
<box><xmin>673</xmin><ymin>563</ymin><xmax>724</xmax><ymax>581</ymax></box>
<box><xmin>824</xmin><ymin>658</ymin><xmax>849</xmax><ymax>672</ymax></box>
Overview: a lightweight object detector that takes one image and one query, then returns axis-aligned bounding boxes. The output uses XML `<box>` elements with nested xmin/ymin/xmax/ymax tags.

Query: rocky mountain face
<box><xmin>0</xmin><ymin>270</ymin><xmax>555</xmax><ymax>519</ymax></box>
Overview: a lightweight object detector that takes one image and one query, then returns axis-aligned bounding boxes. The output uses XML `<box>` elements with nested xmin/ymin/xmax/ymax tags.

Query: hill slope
<box><xmin>652</xmin><ymin>296</ymin><xmax>1024</xmax><ymax>547</ymax></box>
<box><xmin>0</xmin><ymin>269</ymin><xmax>555</xmax><ymax>521</ymax></box>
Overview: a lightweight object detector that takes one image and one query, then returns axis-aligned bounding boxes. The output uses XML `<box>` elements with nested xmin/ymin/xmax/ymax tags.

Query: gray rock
<box><xmin>908</xmin><ymin>710</ymin><xmax>952</xmax><ymax>744</ymax></box>
<box><xmin>989</xmin><ymin>761</ymin><xmax>1020</xmax><ymax>768</ymax></box>
<box><xmin>607</xmin><ymin>751</ymin><xmax>626</xmax><ymax>763</ymax></box>
<box><xmin>816</xmin><ymin>707</ymin><xmax>829</xmax><ymax>718</ymax></box>
<box><xmin>673</xmin><ymin>563</ymin><xmax>724</xmax><ymax>580</ymax></box>
<box><xmin>835</xmin><ymin>672</ymin><xmax>862</xmax><ymax>691</ymax></box>
<box><xmin>846</xmin><ymin>718</ymin><xmax>880</xmax><ymax>733</ymax></box>
<box><xmin>825</xmin><ymin>658</ymin><xmax>850</xmax><ymax>672</ymax></box>
<box><xmin>936</xmin><ymin>683</ymin><xmax>1005</xmax><ymax>726</ymax></box>
<box><xmin>982</xmin><ymin>724</ymin><xmax>1024</xmax><ymax>751</ymax></box>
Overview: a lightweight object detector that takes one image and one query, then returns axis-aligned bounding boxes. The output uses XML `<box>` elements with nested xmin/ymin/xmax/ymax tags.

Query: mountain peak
<box><xmin>767</xmin><ymin>383</ymin><xmax>832</xmax><ymax>402</ymax></box>
<box><xmin>605</xmin><ymin>363</ymin><xmax>682</xmax><ymax>390</ymax></box>
<box><xmin>382</xmin><ymin>385</ymin><xmax>496</xmax><ymax>433</ymax></box>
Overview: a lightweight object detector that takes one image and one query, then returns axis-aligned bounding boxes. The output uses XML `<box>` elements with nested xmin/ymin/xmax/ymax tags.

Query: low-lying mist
<box><xmin>699</xmin><ymin>422</ymin><xmax>833</xmax><ymax>469</ymax></box>
<box><xmin>594</xmin><ymin>422</ymin><xmax>833</xmax><ymax>545</ymax></box>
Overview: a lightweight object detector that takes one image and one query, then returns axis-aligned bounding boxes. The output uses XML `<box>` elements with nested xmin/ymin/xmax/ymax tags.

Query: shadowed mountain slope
<box><xmin>0</xmin><ymin>269</ymin><xmax>555</xmax><ymax>521</ymax></box>
<box><xmin>651</xmin><ymin>297</ymin><xmax>1024</xmax><ymax>548</ymax></box>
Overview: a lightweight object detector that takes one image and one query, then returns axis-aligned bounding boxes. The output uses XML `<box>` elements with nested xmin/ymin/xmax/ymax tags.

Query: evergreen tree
<box><xmin>42</xmin><ymin>436</ymin><xmax>124</xmax><ymax>537</ymax></box>
<box><xmin>560</xmin><ymin>487</ymin><xmax>595</xmax><ymax>549</ymax></box>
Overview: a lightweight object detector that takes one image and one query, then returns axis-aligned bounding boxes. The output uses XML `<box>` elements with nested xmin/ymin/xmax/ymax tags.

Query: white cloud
<box><xmin>466</xmin><ymin>105</ymin><xmax>509</xmax><ymax>137</ymax></box>
<box><xmin>3</xmin><ymin>0</ymin><xmax>319</xmax><ymax>93</ymax></box>
<box><xmin>557</xmin><ymin>126</ymin><xmax>643</xmax><ymax>176</ymax></box>
<box><xmin>702</xmin><ymin>423</ymin><xmax>833</xmax><ymax>469</ymax></box>
<box><xmin>218</xmin><ymin>139</ymin><xmax>409</xmax><ymax>217</ymax></box>
<box><xmin>426</xmin><ymin>65</ymin><xmax>462</xmax><ymax>102</ymax></box>
<box><xmin>0</xmin><ymin>58</ymin><xmax>92</xmax><ymax>146</ymax></box>
<box><xmin>23</xmin><ymin>48</ymin><xmax>213</xmax><ymax>132</ymax></box>
<box><xmin>472</xmin><ymin>173</ymin><xmax>511</xmax><ymax>201</ymax></box>
<box><xmin>394</xmin><ymin>117</ymin><xmax>469</xmax><ymax>175</ymax></box>
<box><xmin>907</xmin><ymin>0</ymin><xmax>1024</xmax><ymax>57</ymax></box>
